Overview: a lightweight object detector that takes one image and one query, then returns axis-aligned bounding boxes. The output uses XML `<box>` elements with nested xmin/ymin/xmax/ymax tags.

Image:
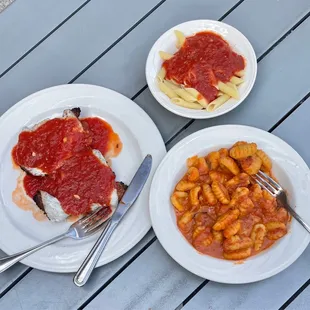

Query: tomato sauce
<box><xmin>81</xmin><ymin>117</ymin><xmax>122</xmax><ymax>158</ymax></box>
<box><xmin>23</xmin><ymin>150</ymin><xmax>116</xmax><ymax>215</ymax></box>
<box><xmin>12</xmin><ymin>118</ymin><xmax>91</xmax><ymax>174</ymax></box>
<box><xmin>172</xmin><ymin>152</ymin><xmax>290</xmax><ymax>260</ymax></box>
<box><xmin>13</xmin><ymin>114</ymin><xmax>123</xmax><ymax>217</ymax></box>
<box><xmin>163</xmin><ymin>31</ymin><xmax>245</xmax><ymax>102</ymax></box>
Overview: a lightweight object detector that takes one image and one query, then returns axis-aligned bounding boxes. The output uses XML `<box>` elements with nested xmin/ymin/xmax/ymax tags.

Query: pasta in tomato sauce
<box><xmin>171</xmin><ymin>142</ymin><xmax>290</xmax><ymax>260</ymax></box>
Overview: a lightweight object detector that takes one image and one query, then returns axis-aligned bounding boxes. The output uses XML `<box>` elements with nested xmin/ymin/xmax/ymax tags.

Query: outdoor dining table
<box><xmin>0</xmin><ymin>0</ymin><xmax>310</xmax><ymax>309</ymax></box>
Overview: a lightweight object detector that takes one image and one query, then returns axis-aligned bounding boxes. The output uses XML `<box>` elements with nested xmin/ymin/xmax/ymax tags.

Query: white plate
<box><xmin>146</xmin><ymin>20</ymin><xmax>257</xmax><ymax>119</ymax></box>
<box><xmin>150</xmin><ymin>125</ymin><xmax>310</xmax><ymax>284</ymax></box>
<box><xmin>0</xmin><ymin>84</ymin><xmax>166</xmax><ymax>273</ymax></box>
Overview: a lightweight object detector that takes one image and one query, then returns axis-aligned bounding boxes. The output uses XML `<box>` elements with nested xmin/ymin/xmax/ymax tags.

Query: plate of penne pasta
<box><xmin>149</xmin><ymin>125</ymin><xmax>310</xmax><ymax>283</ymax></box>
<box><xmin>146</xmin><ymin>20</ymin><xmax>257</xmax><ymax>119</ymax></box>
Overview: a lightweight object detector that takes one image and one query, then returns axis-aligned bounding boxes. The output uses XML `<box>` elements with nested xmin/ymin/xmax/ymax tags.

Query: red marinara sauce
<box><xmin>23</xmin><ymin>150</ymin><xmax>116</xmax><ymax>215</ymax></box>
<box><xmin>81</xmin><ymin>117</ymin><xmax>122</xmax><ymax>157</ymax></box>
<box><xmin>163</xmin><ymin>31</ymin><xmax>245</xmax><ymax>102</ymax></box>
<box><xmin>12</xmin><ymin>118</ymin><xmax>91</xmax><ymax>174</ymax></box>
<box><xmin>13</xmin><ymin>116</ymin><xmax>123</xmax><ymax>216</ymax></box>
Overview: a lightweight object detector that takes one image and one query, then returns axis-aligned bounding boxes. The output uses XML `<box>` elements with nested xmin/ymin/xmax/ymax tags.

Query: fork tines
<box><xmin>252</xmin><ymin>170</ymin><xmax>283</xmax><ymax>197</ymax></box>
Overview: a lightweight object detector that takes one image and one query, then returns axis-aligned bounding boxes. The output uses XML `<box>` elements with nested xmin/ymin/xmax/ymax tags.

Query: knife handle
<box><xmin>73</xmin><ymin>219</ymin><xmax>116</xmax><ymax>287</ymax></box>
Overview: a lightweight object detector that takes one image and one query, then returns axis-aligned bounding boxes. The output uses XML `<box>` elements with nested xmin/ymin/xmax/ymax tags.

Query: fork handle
<box><xmin>284</xmin><ymin>203</ymin><xmax>310</xmax><ymax>233</ymax></box>
<box><xmin>0</xmin><ymin>233</ymin><xmax>67</xmax><ymax>273</ymax></box>
<box><xmin>73</xmin><ymin>220</ymin><xmax>115</xmax><ymax>287</ymax></box>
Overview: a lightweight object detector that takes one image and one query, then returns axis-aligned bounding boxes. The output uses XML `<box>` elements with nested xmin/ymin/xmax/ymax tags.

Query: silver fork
<box><xmin>252</xmin><ymin>170</ymin><xmax>310</xmax><ymax>233</ymax></box>
<box><xmin>0</xmin><ymin>207</ymin><xmax>111</xmax><ymax>273</ymax></box>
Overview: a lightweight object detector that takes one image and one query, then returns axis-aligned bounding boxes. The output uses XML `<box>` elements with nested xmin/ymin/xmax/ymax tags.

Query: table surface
<box><xmin>0</xmin><ymin>0</ymin><xmax>309</xmax><ymax>309</ymax></box>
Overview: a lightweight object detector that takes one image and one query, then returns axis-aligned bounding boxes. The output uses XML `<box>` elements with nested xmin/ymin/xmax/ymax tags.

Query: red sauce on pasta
<box><xmin>163</xmin><ymin>31</ymin><xmax>245</xmax><ymax>102</ymax></box>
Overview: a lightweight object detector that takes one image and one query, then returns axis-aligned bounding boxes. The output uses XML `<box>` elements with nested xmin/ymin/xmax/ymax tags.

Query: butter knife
<box><xmin>73</xmin><ymin>154</ymin><xmax>152</xmax><ymax>287</ymax></box>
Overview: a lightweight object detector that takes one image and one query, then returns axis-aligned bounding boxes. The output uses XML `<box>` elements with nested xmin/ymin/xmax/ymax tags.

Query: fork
<box><xmin>0</xmin><ymin>207</ymin><xmax>110</xmax><ymax>273</ymax></box>
<box><xmin>252</xmin><ymin>170</ymin><xmax>310</xmax><ymax>233</ymax></box>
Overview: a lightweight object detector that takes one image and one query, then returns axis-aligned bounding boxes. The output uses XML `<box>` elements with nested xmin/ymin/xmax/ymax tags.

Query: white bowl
<box><xmin>149</xmin><ymin>125</ymin><xmax>310</xmax><ymax>283</ymax></box>
<box><xmin>146</xmin><ymin>20</ymin><xmax>257</xmax><ymax>119</ymax></box>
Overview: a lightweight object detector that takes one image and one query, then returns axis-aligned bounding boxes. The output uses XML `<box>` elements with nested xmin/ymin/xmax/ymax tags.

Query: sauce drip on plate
<box><xmin>81</xmin><ymin>117</ymin><xmax>122</xmax><ymax>158</ymax></box>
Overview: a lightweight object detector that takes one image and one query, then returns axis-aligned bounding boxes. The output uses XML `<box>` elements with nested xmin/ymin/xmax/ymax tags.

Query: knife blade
<box><xmin>73</xmin><ymin>154</ymin><xmax>152</xmax><ymax>287</ymax></box>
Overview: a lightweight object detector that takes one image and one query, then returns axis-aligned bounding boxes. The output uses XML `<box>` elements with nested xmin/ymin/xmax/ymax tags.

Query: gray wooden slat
<box><xmin>0</xmin><ymin>0</ymin><xmax>239</xmax><ymax>304</ymax></box>
<box><xmin>286</xmin><ymin>285</ymin><xmax>310</xmax><ymax>310</ymax></box>
<box><xmin>77</xmin><ymin>0</ymin><xmax>310</xmax><ymax>143</ymax></box>
<box><xmin>0</xmin><ymin>0</ymin><xmax>162</xmax><ymax>116</ymax></box>
<box><xmin>85</xmin><ymin>241</ymin><xmax>202</xmax><ymax>310</ymax></box>
<box><xmin>82</xmin><ymin>13</ymin><xmax>310</xmax><ymax>310</ymax></box>
<box><xmin>223</xmin><ymin>0</ymin><xmax>309</xmax><ymax>57</ymax></box>
<box><xmin>0</xmin><ymin>258</ymin><xmax>28</xmax><ymax>294</ymax></box>
<box><xmin>182</xmin><ymin>98</ymin><xmax>310</xmax><ymax>310</ymax></box>
<box><xmin>0</xmin><ymin>0</ymin><xmax>87</xmax><ymax>75</ymax></box>
<box><xmin>0</xmin><ymin>230</ymin><xmax>154</xmax><ymax>309</ymax></box>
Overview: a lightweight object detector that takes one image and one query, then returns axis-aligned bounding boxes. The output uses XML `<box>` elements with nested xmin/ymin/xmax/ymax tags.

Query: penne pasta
<box><xmin>207</xmin><ymin>94</ymin><xmax>230</xmax><ymax>112</ymax></box>
<box><xmin>163</xmin><ymin>79</ymin><xmax>180</xmax><ymax>90</ymax></box>
<box><xmin>230</xmin><ymin>76</ymin><xmax>244</xmax><ymax>85</ymax></box>
<box><xmin>227</xmin><ymin>82</ymin><xmax>238</xmax><ymax>91</ymax></box>
<box><xmin>156</xmin><ymin>30</ymin><xmax>247</xmax><ymax>112</ymax></box>
<box><xmin>197</xmin><ymin>98</ymin><xmax>208</xmax><ymax>109</ymax></box>
<box><xmin>174</xmin><ymin>88</ymin><xmax>197</xmax><ymax>102</ymax></box>
<box><xmin>157</xmin><ymin>67</ymin><xmax>166</xmax><ymax>81</ymax></box>
<box><xmin>159</xmin><ymin>51</ymin><xmax>174</xmax><ymax>60</ymax></box>
<box><xmin>157</xmin><ymin>81</ymin><xmax>178</xmax><ymax>99</ymax></box>
<box><xmin>235</xmin><ymin>70</ymin><xmax>245</xmax><ymax>77</ymax></box>
<box><xmin>174</xmin><ymin>30</ymin><xmax>186</xmax><ymax>49</ymax></box>
<box><xmin>183</xmin><ymin>87</ymin><xmax>208</xmax><ymax>108</ymax></box>
<box><xmin>171</xmin><ymin>97</ymin><xmax>203</xmax><ymax>109</ymax></box>
<box><xmin>218</xmin><ymin>81</ymin><xmax>239</xmax><ymax>99</ymax></box>
<box><xmin>184</xmin><ymin>87</ymin><xmax>200</xmax><ymax>99</ymax></box>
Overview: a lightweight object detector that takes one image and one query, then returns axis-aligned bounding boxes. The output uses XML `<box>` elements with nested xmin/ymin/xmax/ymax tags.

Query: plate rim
<box><xmin>146</xmin><ymin>19</ymin><xmax>257</xmax><ymax>119</ymax></box>
<box><xmin>149</xmin><ymin>124</ymin><xmax>310</xmax><ymax>284</ymax></box>
<box><xmin>0</xmin><ymin>83</ymin><xmax>166</xmax><ymax>273</ymax></box>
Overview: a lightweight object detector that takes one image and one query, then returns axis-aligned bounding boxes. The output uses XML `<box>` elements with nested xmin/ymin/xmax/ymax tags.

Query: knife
<box><xmin>73</xmin><ymin>154</ymin><xmax>152</xmax><ymax>287</ymax></box>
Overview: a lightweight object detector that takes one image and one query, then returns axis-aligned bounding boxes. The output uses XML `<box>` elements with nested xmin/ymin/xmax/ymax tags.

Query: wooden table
<box><xmin>0</xmin><ymin>0</ymin><xmax>309</xmax><ymax>309</ymax></box>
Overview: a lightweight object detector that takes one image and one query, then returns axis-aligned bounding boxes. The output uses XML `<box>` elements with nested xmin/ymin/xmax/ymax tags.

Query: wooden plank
<box><xmin>0</xmin><ymin>0</ymin><xmax>87</xmax><ymax>75</ymax></box>
<box><xmin>82</xmin><ymin>14</ymin><xmax>310</xmax><ymax>310</ymax></box>
<box><xmin>223</xmin><ymin>0</ymin><xmax>309</xmax><ymax>57</ymax></box>
<box><xmin>85</xmin><ymin>241</ymin><xmax>202</xmax><ymax>310</ymax></box>
<box><xmin>77</xmin><ymin>0</ymin><xmax>310</xmax><ymax>143</ymax></box>
<box><xmin>0</xmin><ymin>230</ymin><xmax>154</xmax><ymax>309</ymax></box>
<box><xmin>286</xmin><ymin>284</ymin><xmax>310</xmax><ymax>310</ymax></box>
<box><xmin>182</xmin><ymin>99</ymin><xmax>310</xmax><ymax>310</ymax></box>
<box><xmin>0</xmin><ymin>0</ymin><xmax>239</xmax><ymax>304</ymax></box>
<box><xmin>0</xmin><ymin>0</ymin><xmax>162</xmax><ymax>116</ymax></box>
<box><xmin>168</xmin><ymin>13</ymin><xmax>310</xmax><ymax>149</ymax></box>
<box><xmin>0</xmin><ymin>255</ymin><xmax>28</xmax><ymax>296</ymax></box>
